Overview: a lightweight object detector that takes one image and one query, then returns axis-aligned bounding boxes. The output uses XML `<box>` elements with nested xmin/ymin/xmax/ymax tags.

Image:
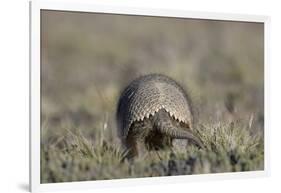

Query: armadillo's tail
<box><xmin>153</xmin><ymin>109</ymin><xmax>204</xmax><ymax>149</ymax></box>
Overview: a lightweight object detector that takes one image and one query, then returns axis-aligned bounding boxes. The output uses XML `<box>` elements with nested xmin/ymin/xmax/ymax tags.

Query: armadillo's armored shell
<box><xmin>117</xmin><ymin>74</ymin><xmax>193</xmax><ymax>139</ymax></box>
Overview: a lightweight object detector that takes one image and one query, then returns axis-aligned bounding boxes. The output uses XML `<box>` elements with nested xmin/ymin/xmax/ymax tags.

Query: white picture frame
<box><xmin>29</xmin><ymin>0</ymin><xmax>270</xmax><ymax>192</ymax></box>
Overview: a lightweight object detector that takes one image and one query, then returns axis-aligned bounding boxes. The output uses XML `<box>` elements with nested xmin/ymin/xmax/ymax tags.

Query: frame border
<box><xmin>30</xmin><ymin>0</ymin><xmax>270</xmax><ymax>192</ymax></box>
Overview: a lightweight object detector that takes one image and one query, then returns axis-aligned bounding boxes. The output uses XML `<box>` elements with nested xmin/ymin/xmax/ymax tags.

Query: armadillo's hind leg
<box><xmin>124</xmin><ymin>135</ymin><xmax>148</xmax><ymax>160</ymax></box>
<box><xmin>136</xmin><ymin>139</ymin><xmax>148</xmax><ymax>158</ymax></box>
<box><xmin>124</xmin><ymin>134</ymin><xmax>144</xmax><ymax>159</ymax></box>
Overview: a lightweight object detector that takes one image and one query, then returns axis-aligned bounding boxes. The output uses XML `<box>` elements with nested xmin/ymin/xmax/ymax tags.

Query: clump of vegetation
<box><xmin>41</xmin><ymin>119</ymin><xmax>263</xmax><ymax>183</ymax></box>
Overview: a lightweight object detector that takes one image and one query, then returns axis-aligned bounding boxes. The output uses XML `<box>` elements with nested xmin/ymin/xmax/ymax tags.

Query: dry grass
<box><xmin>41</xmin><ymin>118</ymin><xmax>263</xmax><ymax>183</ymax></box>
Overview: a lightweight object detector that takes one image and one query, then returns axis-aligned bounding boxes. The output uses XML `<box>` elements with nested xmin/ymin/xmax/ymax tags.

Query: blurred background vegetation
<box><xmin>41</xmin><ymin>10</ymin><xmax>264</xmax><ymax>183</ymax></box>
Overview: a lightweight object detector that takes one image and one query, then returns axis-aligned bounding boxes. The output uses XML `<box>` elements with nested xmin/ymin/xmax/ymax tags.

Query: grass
<box><xmin>41</xmin><ymin>118</ymin><xmax>264</xmax><ymax>183</ymax></box>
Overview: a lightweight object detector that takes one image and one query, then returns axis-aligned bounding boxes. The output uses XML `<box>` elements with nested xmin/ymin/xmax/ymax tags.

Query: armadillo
<box><xmin>116</xmin><ymin>74</ymin><xmax>203</xmax><ymax>157</ymax></box>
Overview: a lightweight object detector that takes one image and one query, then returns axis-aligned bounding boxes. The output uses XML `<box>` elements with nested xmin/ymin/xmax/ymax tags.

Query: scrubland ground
<box><xmin>41</xmin><ymin>10</ymin><xmax>264</xmax><ymax>183</ymax></box>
